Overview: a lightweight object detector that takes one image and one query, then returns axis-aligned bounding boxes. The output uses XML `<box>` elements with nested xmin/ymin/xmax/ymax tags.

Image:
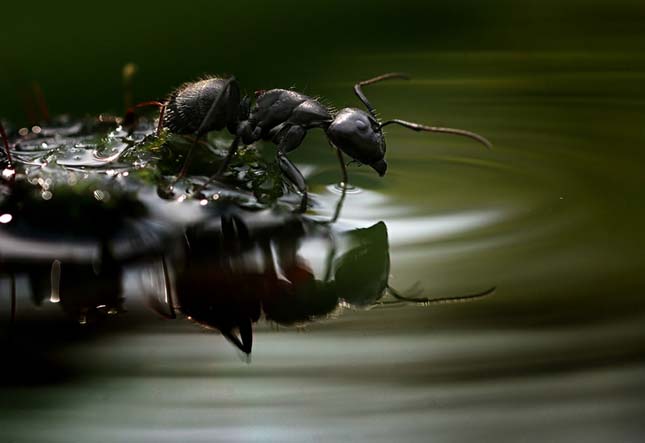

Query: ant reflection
<box><xmin>164</xmin><ymin>209</ymin><xmax>390</xmax><ymax>354</ymax></box>
<box><xmin>152</xmin><ymin>207</ymin><xmax>493</xmax><ymax>355</ymax></box>
<box><xmin>1</xmin><ymin>201</ymin><xmax>493</xmax><ymax>356</ymax></box>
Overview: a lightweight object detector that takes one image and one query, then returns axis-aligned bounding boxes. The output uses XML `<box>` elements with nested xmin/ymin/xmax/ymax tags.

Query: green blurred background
<box><xmin>2</xmin><ymin>1</ymin><xmax>645</xmax><ymax>442</ymax></box>
<box><xmin>2</xmin><ymin>0</ymin><xmax>644</xmax><ymax>121</ymax></box>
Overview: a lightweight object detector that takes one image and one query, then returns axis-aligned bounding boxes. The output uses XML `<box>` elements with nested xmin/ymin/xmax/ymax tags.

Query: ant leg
<box><xmin>275</xmin><ymin>126</ymin><xmax>308</xmax><ymax>212</ymax></box>
<box><xmin>330</xmin><ymin>144</ymin><xmax>348</xmax><ymax>223</ymax></box>
<box><xmin>190</xmin><ymin>136</ymin><xmax>242</xmax><ymax>196</ymax></box>
<box><xmin>216</xmin><ymin>135</ymin><xmax>241</xmax><ymax>176</ymax></box>
<box><xmin>278</xmin><ymin>151</ymin><xmax>308</xmax><ymax>212</ymax></box>
<box><xmin>183</xmin><ymin>136</ymin><xmax>242</xmax><ymax>196</ymax></box>
<box><xmin>124</xmin><ymin>101</ymin><xmax>166</xmax><ymax>135</ymax></box>
<box><xmin>177</xmin><ymin>77</ymin><xmax>239</xmax><ymax>180</ymax></box>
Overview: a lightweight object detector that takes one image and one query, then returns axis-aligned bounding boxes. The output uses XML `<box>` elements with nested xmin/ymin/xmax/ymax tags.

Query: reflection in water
<box><xmin>0</xmin><ymin>118</ymin><xmax>490</xmax><ymax>358</ymax></box>
<box><xmin>166</xmin><ymin>211</ymin><xmax>391</xmax><ymax>354</ymax></box>
<box><xmin>1</xmin><ymin>190</ymin><xmax>485</xmax><ymax>355</ymax></box>
<box><xmin>3</xmin><ymin>44</ymin><xmax>644</xmax><ymax>440</ymax></box>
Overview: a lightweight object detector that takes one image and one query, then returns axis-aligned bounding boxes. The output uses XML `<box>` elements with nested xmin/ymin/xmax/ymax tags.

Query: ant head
<box><xmin>328</xmin><ymin>73</ymin><xmax>492</xmax><ymax>177</ymax></box>
<box><xmin>327</xmin><ymin>108</ymin><xmax>387</xmax><ymax>176</ymax></box>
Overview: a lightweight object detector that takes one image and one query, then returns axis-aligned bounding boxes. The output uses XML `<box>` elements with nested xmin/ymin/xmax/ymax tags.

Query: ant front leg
<box><xmin>330</xmin><ymin>144</ymin><xmax>348</xmax><ymax>223</ymax></box>
<box><xmin>275</xmin><ymin>126</ymin><xmax>308</xmax><ymax>212</ymax></box>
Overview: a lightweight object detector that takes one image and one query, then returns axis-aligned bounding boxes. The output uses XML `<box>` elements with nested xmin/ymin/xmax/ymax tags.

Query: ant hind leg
<box><xmin>177</xmin><ymin>77</ymin><xmax>239</xmax><ymax>181</ymax></box>
<box><xmin>123</xmin><ymin>101</ymin><xmax>166</xmax><ymax>136</ymax></box>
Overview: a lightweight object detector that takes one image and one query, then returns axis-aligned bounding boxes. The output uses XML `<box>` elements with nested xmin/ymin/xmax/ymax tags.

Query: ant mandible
<box><xmin>126</xmin><ymin>73</ymin><xmax>492</xmax><ymax>211</ymax></box>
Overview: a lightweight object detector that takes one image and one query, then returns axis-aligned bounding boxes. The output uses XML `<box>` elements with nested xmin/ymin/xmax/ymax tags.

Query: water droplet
<box><xmin>93</xmin><ymin>190</ymin><xmax>105</xmax><ymax>201</ymax></box>
<box><xmin>50</xmin><ymin>260</ymin><xmax>61</xmax><ymax>303</ymax></box>
<box><xmin>41</xmin><ymin>190</ymin><xmax>53</xmax><ymax>200</ymax></box>
<box><xmin>1</xmin><ymin>168</ymin><xmax>15</xmax><ymax>179</ymax></box>
<box><xmin>18</xmin><ymin>128</ymin><xmax>29</xmax><ymax>136</ymax></box>
<box><xmin>199</xmin><ymin>199</ymin><xmax>208</xmax><ymax>206</ymax></box>
<box><xmin>32</xmin><ymin>125</ymin><xmax>42</xmax><ymax>134</ymax></box>
<box><xmin>0</xmin><ymin>214</ymin><xmax>13</xmax><ymax>224</ymax></box>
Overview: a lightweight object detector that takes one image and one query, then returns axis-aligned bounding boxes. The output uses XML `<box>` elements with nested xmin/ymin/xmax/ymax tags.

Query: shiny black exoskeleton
<box><xmin>134</xmin><ymin>73</ymin><xmax>492</xmax><ymax>211</ymax></box>
<box><xmin>162</xmin><ymin>77</ymin><xmax>242</xmax><ymax>137</ymax></box>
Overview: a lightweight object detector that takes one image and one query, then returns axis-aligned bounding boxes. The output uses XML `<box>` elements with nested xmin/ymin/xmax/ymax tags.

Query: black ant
<box><xmin>127</xmin><ymin>73</ymin><xmax>491</xmax><ymax>211</ymax></box>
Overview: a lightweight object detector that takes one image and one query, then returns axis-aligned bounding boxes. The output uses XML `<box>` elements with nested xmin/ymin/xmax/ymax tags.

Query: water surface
<box><xmin>1</xmin><ymin>10</ymin><xmax>645</xmax><ymax>443</ymax></box>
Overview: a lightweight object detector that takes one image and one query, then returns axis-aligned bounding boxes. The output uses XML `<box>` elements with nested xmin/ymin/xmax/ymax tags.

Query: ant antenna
<box><xmin>0</xmin><ymin>121</ymin><xmax>14</xmax><ymax>171</ymax></box>
<box><xmin>354</xmin><ymin>72</ymin><xmax>409</xmax><ymax>118</ymax></box>
<box><xmin>386</xmin><ymin>284</ymin><xmax>496</xmax><ymax>305</ymax></box>
<box><xmin>380</xmin><ymin>119</ymin><xmax>492</xmax><ymax>150</ymax></box>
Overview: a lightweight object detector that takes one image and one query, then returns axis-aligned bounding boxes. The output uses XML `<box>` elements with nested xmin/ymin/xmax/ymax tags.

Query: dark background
<box><xmin>2</xmin><ymin>0</ymin><xmax>644</xmax><ymax>123</ymax></box>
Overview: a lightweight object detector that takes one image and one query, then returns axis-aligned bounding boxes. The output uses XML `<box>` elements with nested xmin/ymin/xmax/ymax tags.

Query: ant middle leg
<box><xmin>214</xmin><ymin>95</ymin><xmax>252</xmax><ymax>177</ymax></box>
<box><xmin>192</xmin><ymin>135</ymin><xmax>243</xmax><ymax>196</ymax></box>
<box><xmin>275</xmin><ymin>126</ymin><xmax>308</xmax><ymax>212</ymax></box>
<box><xmin>330</xmin><ymin>145</ymin><xmax>348</xmax><ymax>223</ymax></box>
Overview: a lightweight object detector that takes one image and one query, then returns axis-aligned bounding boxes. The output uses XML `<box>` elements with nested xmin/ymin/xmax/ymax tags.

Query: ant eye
<box><xmin>356</xmin><ymin>120</ymin><xmax>368</xmax><ymax>131</ymax></box>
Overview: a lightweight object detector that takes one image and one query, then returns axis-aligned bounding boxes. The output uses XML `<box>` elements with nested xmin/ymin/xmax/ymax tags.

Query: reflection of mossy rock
<box><xmin>1</xmin><ymin>179</ymin><xmax>146</xmax><ymax>240</ymax></box>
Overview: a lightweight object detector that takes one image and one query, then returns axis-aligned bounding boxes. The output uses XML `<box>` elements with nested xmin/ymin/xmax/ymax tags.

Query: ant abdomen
<box><xmin>163</xmin><ymin>76</ymin><xmax>241</xmax><ymax>136</ymax></box>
